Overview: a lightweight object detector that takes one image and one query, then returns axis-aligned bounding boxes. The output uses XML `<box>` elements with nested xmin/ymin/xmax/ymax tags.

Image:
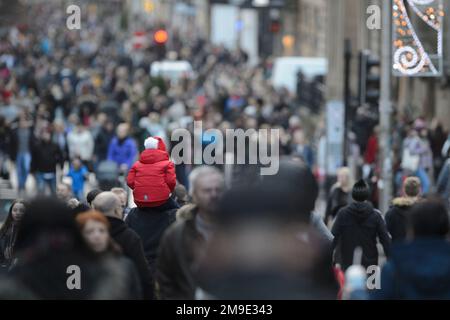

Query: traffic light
<box><xmin>153</xmin><ymin>29</ymin><xmax>168</xmax><ymax>60</ymax></box>
<box><xmin>358</xmin><ymin>50</ymin><xmax>380</xmax><ymax>106</ymax></box>
<box><xmin>269</xmin><ymin>20</ymin><xmax>281</xmax><ymax>33</ymax></box>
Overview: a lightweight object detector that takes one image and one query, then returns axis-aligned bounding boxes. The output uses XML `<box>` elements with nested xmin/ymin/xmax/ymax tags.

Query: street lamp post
<box><xmin>379</xmin><ymin>0</ymin><xmax>393</xmax><ymax>214</ymax></box>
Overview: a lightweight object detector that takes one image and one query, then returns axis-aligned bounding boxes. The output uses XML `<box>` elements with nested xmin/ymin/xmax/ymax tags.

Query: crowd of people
<box><xmin>0</xmin><ymin>153</ymin><xmax>449</xmax><ymax>299</ymax></box>
<box><xmin>0</xmin><ymin>2</ymin><xmax>449</xmax><ymax>300</ymax></box>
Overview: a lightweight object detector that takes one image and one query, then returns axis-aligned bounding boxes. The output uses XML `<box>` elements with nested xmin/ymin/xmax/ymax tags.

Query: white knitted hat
<box><xmin>144</xmin><ymin>137</ymin><xmax>159</xmax><ymax>150</ymax></box>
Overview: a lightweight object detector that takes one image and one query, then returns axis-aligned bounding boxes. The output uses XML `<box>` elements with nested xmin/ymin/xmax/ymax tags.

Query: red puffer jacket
<box><xmin>127</xmin><ymin>137</ymin><xmax>176</xmax><ymax>207</ymax></box>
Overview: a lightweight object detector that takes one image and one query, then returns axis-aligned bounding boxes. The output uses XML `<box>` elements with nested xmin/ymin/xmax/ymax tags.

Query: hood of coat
<box><xmin>392</xmin><ymin>196</ymin><xmax>419</xmax><ymax>208</ymax></box>
<box><xmin>347</xmin><ymin>201</ymin><xmax>374</xmax><ymax>223</ymax></box>
<box><xmin>139</xmin><ymin>137</ymin><xmax>169</xmax><ymax>164</ymax></box>
<box><xmin>390</xmin><ymin>239</ymin><xmax>450</xmax><ymax>294</ymax></box>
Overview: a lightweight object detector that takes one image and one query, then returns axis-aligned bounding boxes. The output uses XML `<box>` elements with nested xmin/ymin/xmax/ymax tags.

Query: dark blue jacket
<box><xmin>372</xmin><ymin>239</ymin><xmax>450</xmax><ymax>300</ymax></box>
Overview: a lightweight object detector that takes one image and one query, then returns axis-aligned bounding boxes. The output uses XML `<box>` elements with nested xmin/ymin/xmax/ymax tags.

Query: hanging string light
<box><xmin>392</xmin><ymin>0</ymin><xmax>444</xmax><ymax>76</ymax></box>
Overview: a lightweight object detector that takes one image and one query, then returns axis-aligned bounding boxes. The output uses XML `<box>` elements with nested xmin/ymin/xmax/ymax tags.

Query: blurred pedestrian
<box><xmin>325</xmin><ymin>167</ymin><xmax>352</xmax><ymax>226</ymax></box>
<box><xmin>93</xmin><ymin>192</ymin><xmax>154</xmax><ymax>299</ymax></box>
<box><xmin>373</xmin><ymin>199</ymin><xmax>450</xmax><ymax>299</ymax></box>
<box><xmin>436</xmin><ymin>149</ymin><xmax>450</xmax><ymax>205</ymax></box>
<box><xmin>9</xmin><ymin>112</ymin><xmax>34</xmax><ymax>195</ymax></box>
<box><xmin>156</xmin><ymin>166</ymin><xmax>224</xmax><ymax>299</ymax></box>
<box><xmin>67</xmin><ymin>157</ymin><xmax>89</xmax><ymax>200</ymax></box>
<box><xmin>94</xmin><ymin>115</ymin><xmax>114</xmax><ymax>165</ymax></box>
<box><xmin>401</xmin><ymin>129</ymin><xmax>430</xmax><ymax>194</ymax></box>
<box><xmin>86</xmin><ymin>189</ymin><xmax>102</xmax><ymax>208</ymax></box>
<box><xmin>31</xmin><ymin>129</ymin><xmax>63</xmax><ymax>195</ymax></box>
<box><xmin>291</xmin><ymin>129</ymin><xmax>314</xmax><ymax>169</ymax></box>
<box><xmin>56</xmin><ymin>182</ymin><xmax>73</xmax><ymax>203</ymax></box>
<box><xmin>194</xmin><ymin>160</ymin><xmax>339</xmax><ymax>299</ymax></box>
<box><xmin>10</xmin><ymin>197</ymin><xmax>114</xmax><ymax>299</ymax></box>
<box><xmin>75</xmin><ymin>210</ymin><xmax>142</xmax><ymax>299</ymax></box>
<box><xmin>107</xmin><ymin>123</ymin><xmax>137</xmax><ymax>174</ymax></box>
<box><xmin>0</xmin><ymin>199</ymin><xmax>27</xmax><ymax>270</ymax></box>
<box><xmin>67</xmin><ymin>120</ymin><xmax>94</xmax><ymax>170</ymax></box>
<box><xmin>385</xmin><ymin>177</ymin><xmax>422</xmax><ymax>242</ymax></box>
<box><xmin>111</xmin><ymin>187</ymin><xmax>130</xmax><ymax>219</ymax></box>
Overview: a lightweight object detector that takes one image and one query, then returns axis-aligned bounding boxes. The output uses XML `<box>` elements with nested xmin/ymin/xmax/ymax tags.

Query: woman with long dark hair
<box><xmin>0</xmin><ymin>199</ymin><xmax>27</xmax><ymax>269</ymax></box>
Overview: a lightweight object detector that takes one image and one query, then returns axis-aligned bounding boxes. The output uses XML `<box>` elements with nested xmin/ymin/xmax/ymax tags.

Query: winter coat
<box><xmin>31</xmin><ymin>140</ymin><xmax>63</xmax><ymax>173</ymax></box>
<box><xmin>372</xmin><ymin>239</ymin><xmax>450</xmax><ymax>300</ymax></box>
<box><xmin>67</xmin><ymin>129</ymin><xmax>94</xmax><ymax>161</ymax></box>
<box><xmin>107</xmin><ymin>216</ymin><xmax>155</xmax><ymax>300</ymax></box>
<box><xmin>0</xmin><ymin>223</ymin><xmax>19</xmax><ymax>269</ymax></box>
<box><xmin>331</xmin><ymin>201</ymin><xmax>391</xmax><ymax>271</ymax></box>
<box><xmin>127</xmin><ymin>137</ymin><xmax>176</xmax><ymax>208</ymax></box>
<box><xmin>155</xmin><ymin>204</ymin><xmax>205</xmax><ymax>300</ymax></box>
<box><xmin>67</xmin><ymin>165</ymin><xmax>88</xmax><ymax>193</ymax></box>
<box><xmin>325</xmin><ymin>186</ymin><xmax>350</xmax><ymax>223</ymax></box>
<box><xmin>385</xmin><ymin>197</ymin><xmax>420</xmax><ymax>242</ymax></box>
<box><xmin>107</xmin><ymin>136</ymin><xmax>137</xmax><ymax>170</ymax></box>
<box><xmin>125</xmin><ymin>200</ymin><xmax>178</xmax><ymax>272</ymax></box>
<box><xmin>94</xmin><ymin>127</ymin><xmax>114</xmax><ymax>162</ymax></box>
<box><xmin>364</xmin><ymin>134</ymin><xmax>378</xmax><ymax>164</ymax></box>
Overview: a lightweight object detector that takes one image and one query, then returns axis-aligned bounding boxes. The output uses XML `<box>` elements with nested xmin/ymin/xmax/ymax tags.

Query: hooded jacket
<box><xmin>125</xmin><ymin>200</ymin><xmax>178</xmax><ymax>272</ymax></box>
<box><xmin>107</xmin><ymin>216</ymin><xmax>155</xmax><ymax>300</ymax></box>
<box><xmin>385</xmin><ymin>197</ymin><xmax>420</xmax><ymax>242</ymax></box>
<box><xmin>127</xmin><ymin>137</ymin><xmax>176</xmax><ymax>207</ymax></box>
<box><xmin>331</xmin><ymin>201</ymin><xmax>391</xmax><ymax>271</ymax></box>
<box><xmin>372</xmin><ymin>239</ymin><xmax>450</xmax><ymax>299</ymax></box>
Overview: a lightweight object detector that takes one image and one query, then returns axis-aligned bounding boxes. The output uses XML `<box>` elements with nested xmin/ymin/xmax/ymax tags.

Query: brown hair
<box><xmin>403</xmin><ymin>177</ymin><xmax>421</xmax><ymax>197</ymax></box>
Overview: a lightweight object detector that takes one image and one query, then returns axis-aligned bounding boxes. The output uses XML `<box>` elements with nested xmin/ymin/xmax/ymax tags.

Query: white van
<box><xmin>271</xmin><ymin>57</ymin><xmax>328</xmax><ymax>93</ymax></box>
<box><xmin>150</xmin><ymin>60</ymin><xmax>195</xmax><ymax>84</ymax></box>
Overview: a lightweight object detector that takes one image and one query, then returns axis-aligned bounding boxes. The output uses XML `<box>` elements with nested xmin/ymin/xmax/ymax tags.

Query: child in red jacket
<box><xmin>127</xmin><ymin>137</ymin><xmax>176</xmax><ymax>207</ymax></box>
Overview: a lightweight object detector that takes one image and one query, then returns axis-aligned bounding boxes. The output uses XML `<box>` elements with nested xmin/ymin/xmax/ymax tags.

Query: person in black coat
<box><xmin>31</xmin><ymin>130</ymin><xmax>64</xmax><ymax>195</ymax></box>
<box><xmin>92</xmin><ymin>192</ymin><xmax>155</xmax><ymax>300</ymax></box>
<box><xmin>324</xmin><ymin>167</ymin><xmax>352</xmax><ymax>226</ymax></box>
<box><xmin>126</xmin><ymin>198</ymin><xmax>178</xmax><ymax>274</ymax></box>
<box><xmin>385</xmin><ymin>177</ymin><xmax>422</xmax><ymax>242</ymax></box>
<box><xmin>94</xmin><ymin>118</ymin><xmax>115</xmax><ymax>164</ymax></box>
<box><xmin>332</xmin><ymin>180</ymin><xmax>391</xmax><ymax>271</ymax></box>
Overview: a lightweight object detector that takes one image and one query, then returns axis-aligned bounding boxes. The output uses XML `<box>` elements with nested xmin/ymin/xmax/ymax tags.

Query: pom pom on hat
<box><xmin>144</xmin><ymin>137</ymin><xmax>159</xmax><ymax>150</ymax></box>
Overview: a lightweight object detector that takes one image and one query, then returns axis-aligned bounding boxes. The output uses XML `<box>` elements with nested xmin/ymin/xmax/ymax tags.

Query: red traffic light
<box><xmin>270</xmin><ymin>21</ymin><xmax>281</xmax><ymax>33</ymax></box>
<box><xmin>154</xmin><ymin>29</ymin><xmax>168</xmax><ymax>44</ymax></box>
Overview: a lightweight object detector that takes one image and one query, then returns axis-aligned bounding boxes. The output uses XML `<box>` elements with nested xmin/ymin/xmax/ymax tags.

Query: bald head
<box><xmin>92</xmin><ymin>192</ymin><xmax>122</xmax><ymax>219</ymax></box>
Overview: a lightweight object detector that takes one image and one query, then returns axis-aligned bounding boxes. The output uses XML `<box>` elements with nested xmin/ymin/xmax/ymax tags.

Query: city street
<box><xmin>0</xmin><ymin>0</ymin><xmax>448</xmax><ymax>302</ymax></box>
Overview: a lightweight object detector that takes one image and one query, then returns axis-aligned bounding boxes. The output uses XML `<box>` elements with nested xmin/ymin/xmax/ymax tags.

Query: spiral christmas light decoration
<box><xmin>392</xmin><ymin>0</ymin><xmax>444</xmax><ymax>76</ymax></box>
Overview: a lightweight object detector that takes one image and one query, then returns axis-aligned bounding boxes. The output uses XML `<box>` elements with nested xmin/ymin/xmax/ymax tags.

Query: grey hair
<box><xmin>92</xmin><ymin>192</ymin><xmax>120</xmax><ymax>216</ymax></box>
<box><xmin>111</xmin><ymin>187</ymin><xmax>127</xmax><ymax>197</ymax></box>
<box><xmin>188</xmin><ymin>166</ymin><xmax>224</xmax><ymax>197</ymax></box>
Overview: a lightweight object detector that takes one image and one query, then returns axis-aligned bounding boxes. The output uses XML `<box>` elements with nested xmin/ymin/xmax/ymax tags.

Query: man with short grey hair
<box><xmin>156</xmin><ymin>166</ymin><xmax>225</xmax><ymax>299</ymax></box>
<box><xmin>93</xmin><ymin>192</ymin><xmax>154</xmax><ymax>299</ymax></box>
